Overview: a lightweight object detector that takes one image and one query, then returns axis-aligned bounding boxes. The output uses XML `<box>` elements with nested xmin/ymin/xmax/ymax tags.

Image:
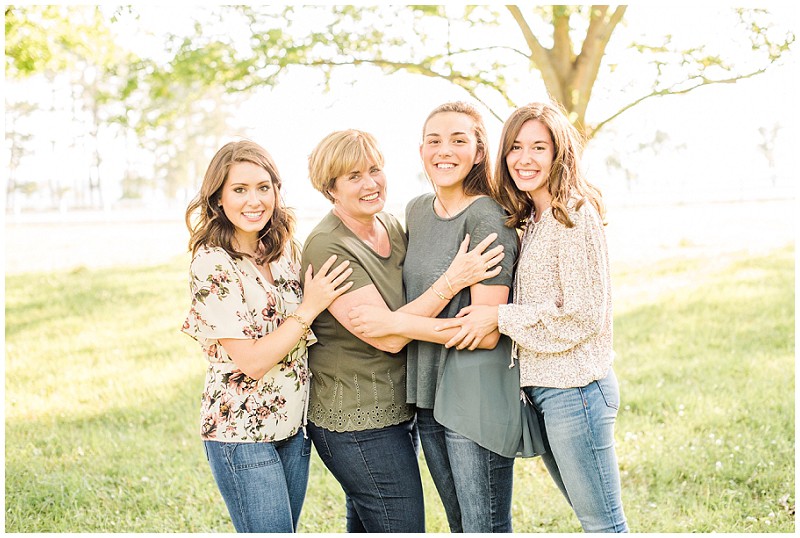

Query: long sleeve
<box><xmin>499</xmin><ymin>205</ymin><xmax>609</xmax><ymax>353</ymax></box>
<box><xmin>498</xmin><ymin>202</ymin><xmax>615</xmax><ymax>389</ymax></box>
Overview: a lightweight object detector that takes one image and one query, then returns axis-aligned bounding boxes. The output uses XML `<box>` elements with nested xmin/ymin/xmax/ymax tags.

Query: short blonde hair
<box><xmin>308</xmin><ymin>129</ymin><xmax>385</xmax><ymax>203</ymax></box>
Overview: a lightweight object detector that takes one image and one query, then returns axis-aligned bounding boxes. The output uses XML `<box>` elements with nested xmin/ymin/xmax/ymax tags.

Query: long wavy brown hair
<box><xmin>185</xmin><ymin>140</ymin><xmax>298</xmax><ymax>263</ymax></box>
<box><xmin>493</xmin><ymin>101</ymin><xmax>605</xmax><ymax>229</ymax></box>
<box><xmin>422</xmin><ymin>101</ymin><xmax>493</xmax><ymax>197</ymax></box>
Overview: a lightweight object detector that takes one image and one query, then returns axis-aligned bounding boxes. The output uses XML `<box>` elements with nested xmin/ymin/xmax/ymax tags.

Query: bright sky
<box><xmin>6</xmin><ymin>4</ymin><xmax>799</xmax><ymax>216</ymax></box>
<box><xmin>224</xmin><ymin>4</ymin><xmax>800</xmax><ymax>215</ymax></box>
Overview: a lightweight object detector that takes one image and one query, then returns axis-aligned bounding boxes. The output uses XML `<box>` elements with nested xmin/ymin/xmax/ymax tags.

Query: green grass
<box><xmin>5</xmin><ymin>246</ymin><xmax>795</xmax><ymax>532</ymax></box>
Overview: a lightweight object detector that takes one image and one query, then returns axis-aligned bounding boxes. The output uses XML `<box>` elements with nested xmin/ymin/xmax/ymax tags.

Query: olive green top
<box><xmin>301</xmin><ymin>210</ymin><xmax>414</xmax><ymax>432</ymax></box>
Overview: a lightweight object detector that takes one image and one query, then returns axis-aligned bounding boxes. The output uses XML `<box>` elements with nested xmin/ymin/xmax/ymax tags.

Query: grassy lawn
<box><xmin>5</xmin><ymin>245</ymin><xmax>795</xmax><ymax>532</ymax></box>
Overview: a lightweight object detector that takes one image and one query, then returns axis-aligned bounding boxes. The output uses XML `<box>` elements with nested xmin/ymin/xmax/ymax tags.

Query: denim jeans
<box><xmin>417</xmin><ymin>408</ymin><xmax>515</xmax><ymax>533</ymax></box>
<box><xmin>308</xmin><ymin>418</ymin><xmax>425</xmax><ymax>533</ymax></box>
<box><xmin>524</xmin><ymin>368</ymin><xmax>628</xmax><ymax>533</ymax></box>
<box><xmin>204</xmin><ymin>431</ymin><xmax>311</xmax><ymax>533</ymax></box>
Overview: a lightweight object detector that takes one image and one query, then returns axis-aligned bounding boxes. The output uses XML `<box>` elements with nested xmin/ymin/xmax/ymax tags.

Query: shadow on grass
<box><xmin>4</xmin><ymin>248</ymin><xmax>795</xmax><ymax>532</ymax></box>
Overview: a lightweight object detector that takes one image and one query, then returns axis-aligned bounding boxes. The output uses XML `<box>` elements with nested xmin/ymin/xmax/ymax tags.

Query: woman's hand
<box><xmin>434</xmin><ymin>305</ymin><xmax>500</xmax><ymax>350</ymax></box>
<box><xmin>300</xmin><ymin>255</ymin><xmax>353</xmax><ymax>318</ymax></box>
<box><xmin>348</xmin><ymin>304</ymin><xmax>396</xmax><ymax>338</ymax></box>
<box><xmin>444</xmin><ymin>233</ymin><xmax>505</xmax><ymax>292</ymax></box>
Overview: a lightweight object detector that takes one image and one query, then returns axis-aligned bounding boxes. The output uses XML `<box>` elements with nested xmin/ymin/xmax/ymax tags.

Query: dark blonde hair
<box><xmin>422</xmin><ymin>101</ymin><xmax>492</xmax><ymax>197</ymax></box>
<box><xmin>185</xmin><ymin>140</ymin><xmax>297</xmax><ymax>262</ymax></box>
<box><xmin>308</xmin><ymin>129</ymin><xmax>385</xmax><ymax>202</ymax></box>
<box><xmin>494</xmin><ymin>101</ymin><xmax>605</xmax><ymax>229</ymax></box>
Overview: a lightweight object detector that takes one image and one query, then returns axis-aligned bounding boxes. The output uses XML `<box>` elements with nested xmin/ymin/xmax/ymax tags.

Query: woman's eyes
<box><xmin>232</xmin><ymin>185</ymin><xmax>270</xmax><ymax>193</ymax></box>
<box><xmin>510</xmin><ymin>144</ymin><xmax>546</xmax><ymax>152</ymax></box>
<box><xmin>428</xmin><ymin>138</ymin><xmax>466</xmax><ymax>145</ymax></box>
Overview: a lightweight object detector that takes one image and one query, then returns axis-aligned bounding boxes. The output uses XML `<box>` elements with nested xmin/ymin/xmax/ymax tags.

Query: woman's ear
<box><xmin>474</xmin><ymin>146</ymin><xmax>485</xmax><ymax>165</ymax></box>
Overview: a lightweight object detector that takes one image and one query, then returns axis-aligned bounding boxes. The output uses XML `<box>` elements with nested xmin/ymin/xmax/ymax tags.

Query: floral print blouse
<box><xmin>182</xmin><ymin>245</ymin><xmax>315</xmax><ymax>443</ymax></box>
<box><xmin>498</xmin><ymin>200</ymin><xmax>615</xmax><ymax>389</ymax></box>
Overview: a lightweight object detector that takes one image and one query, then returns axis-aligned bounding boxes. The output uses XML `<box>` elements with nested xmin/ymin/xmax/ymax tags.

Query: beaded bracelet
<box><xmin>287</xmin><ymin>313</ymin><xmax>311</xmax><ymax>338</ymax></box>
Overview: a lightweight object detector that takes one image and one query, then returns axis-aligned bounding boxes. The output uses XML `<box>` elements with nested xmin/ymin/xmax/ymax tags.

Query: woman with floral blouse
<box><xmin>436</xmin><ymin>102</ymin><xmax>629</xmax><ymax>532</ymax></box>
<box><xmin>182</xmin><ymin>140</ymin><xmax>352</xmax><ymax>533</ymax></box>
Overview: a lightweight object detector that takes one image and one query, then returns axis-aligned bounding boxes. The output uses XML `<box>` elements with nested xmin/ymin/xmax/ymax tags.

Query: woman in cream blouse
<box><xmin>436</xmin><ymin>101</ymin><xmax>629</xmax><ymax>533</ymax></box>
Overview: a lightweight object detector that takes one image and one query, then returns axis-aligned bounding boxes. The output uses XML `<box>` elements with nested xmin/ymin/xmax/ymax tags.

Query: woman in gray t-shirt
<box><xmin>301</xmin><ymin>128</ymin><xmax>506</xmax><ymax>533</ymax></box>
<box><xmin>349</xmin><ymin>102</ymin><xmax>542</xmax><ymax>533</ymax></box>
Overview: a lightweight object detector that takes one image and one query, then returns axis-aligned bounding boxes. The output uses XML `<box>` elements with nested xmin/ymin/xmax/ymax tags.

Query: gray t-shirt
<box><xmin>403</xmin><ymin>193</ymin><xmax>519</xmax><ymax>408</ymax></box>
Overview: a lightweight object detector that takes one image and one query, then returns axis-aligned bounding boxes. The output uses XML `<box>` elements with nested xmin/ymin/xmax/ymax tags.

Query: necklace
<box><xmin>436</xmin><ymin>194</ymin><xmax>469</xmax><ymax>218</ymax></box>
<box><xmin>245</xmin><ymin>244</ymin><xmax>267</xmax><ymax>266</ymax></box>
<box><xmin>253</xmin><ymin>246</ymin><xmax>267</xmax><ymax>266</ymax></box>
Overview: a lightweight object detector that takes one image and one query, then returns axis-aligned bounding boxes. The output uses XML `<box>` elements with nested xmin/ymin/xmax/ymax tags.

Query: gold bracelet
<box><xmin>443</xmin><ymin>273</ymin><xmax>456</xmax><ymax>296</ymax></box>
<box><xmin>431</xmin><ymin>284</ymin><xmax>451</xmax><ymax>301</ymax></box>
<box><xmin>287</xmin><ymin>313</ymin><xmax>311</xmax><ymax>338</ymax></box>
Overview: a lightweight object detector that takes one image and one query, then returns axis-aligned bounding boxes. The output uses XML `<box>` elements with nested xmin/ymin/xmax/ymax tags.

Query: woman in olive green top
<box><xmin>300</xmin><ymin>129</ymin><xmax>504</xmax><ymax>532</ymax></box>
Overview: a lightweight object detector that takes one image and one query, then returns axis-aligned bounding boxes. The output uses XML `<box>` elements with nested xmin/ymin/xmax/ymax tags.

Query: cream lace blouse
<box><xmin>498</xmin><ymin>200</ymin><xmax>615</xmax><ymax>389</ymax></box>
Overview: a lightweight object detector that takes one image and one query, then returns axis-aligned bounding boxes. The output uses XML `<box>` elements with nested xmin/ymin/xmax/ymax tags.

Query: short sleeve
<box><xmin>182</xmin><ymin>249</ymin><xmax>257</xmax><ymax>342</ymax></box>
<box><xmin>466</xmin><ymin>199</ymin><xmax>519</xmax><ymax>288</ymax></box>
<box><xmin>301</xmin><ymin>233</ymin><xmax>375</xmax><ymax>295</ymax></box>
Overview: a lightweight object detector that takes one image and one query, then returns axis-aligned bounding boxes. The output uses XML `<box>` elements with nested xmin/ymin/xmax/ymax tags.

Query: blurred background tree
<box><xmin>4</xmin><ymin>5</ymin><xmax>795</xmax><ymax>210</ymax></box>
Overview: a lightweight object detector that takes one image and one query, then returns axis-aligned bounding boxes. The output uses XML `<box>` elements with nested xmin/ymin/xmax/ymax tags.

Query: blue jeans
<box><xmin>308</xmin><ymin>418</ymin><xmax>425</xmax><ymax>533</ymax></box>
<box><xmin>203</xmin><ymin>431</ymin><xmax>311</xmax><ymax>533</ymax></box>
<box><xmin>524</xmin><ymin>369</ymin><xmax>628</xmax><ymax>533</ymax></box>
<box><xmin>417</xmin><ymin>408</ymin><xmax>515</xmax><ymax>532</ymax></box>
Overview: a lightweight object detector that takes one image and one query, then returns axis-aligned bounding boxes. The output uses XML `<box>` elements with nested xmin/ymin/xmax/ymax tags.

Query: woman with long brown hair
<box><xmin>300</xmin><ymin>128</ymin><xmax>506</xmax><ymax>532</ymax></box>
<box><xmin>348</xmin><ymin>101</ymin><xmax>542</xmax><ymax>532</ymax></box>
<box><xmin>181</xmin><ymin>139</ymin><xmax>352</xmax><ymax>532</ymax></box>
<box><xmin>436</xmin><ymin>101</ymin><xmax>629</xmax><ymax>532</ymax></box>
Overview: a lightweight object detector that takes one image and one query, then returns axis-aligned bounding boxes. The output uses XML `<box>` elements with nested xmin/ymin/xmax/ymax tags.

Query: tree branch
<box><xmin>299</xmin><ymin>58</ymin><xmax>510</xmax><ymax>121</ymax></box>
<box><xmin>506</xmin><ymin>5</ymin><xmax>563</xmax><ymax>103</ymax></box>
<box><xmin>551</xmin><ymin>5</ymin><xmax>574</xmax><ymax>80</ymax></box>
<box><xmin>571</xmin><ymin>5</ymin><xmax>627</xmax><ymax>125</ymax></box>
<box><xmin>444</xmin><ymin>45</ymin><xmax>533</xmax><ymax>61</ymax></box>
<box><xmin>590</xmin><ymin>67</ymin><xmax>768</xmax><ymax>138</ymax></box>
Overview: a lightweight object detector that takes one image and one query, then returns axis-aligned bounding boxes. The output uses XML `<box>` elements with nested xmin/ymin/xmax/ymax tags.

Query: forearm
<box><xmin>393</xmin><ymin>311</ymin><xmax>501</xmax><ymax>349</ymax></box>
<box><xmin>220</xmin><ymin>314</ymin><xmax>310</xmax><ymax>379</ymax></box>
<box><xmin>399</xmin><ymin>272</ymin><xmax>462</xmax><ymax>318</ymax></box>
<box><xmin>498</xmin><ymin>302</ymin><xmax>600</xmax><ymax>354</ymax></box>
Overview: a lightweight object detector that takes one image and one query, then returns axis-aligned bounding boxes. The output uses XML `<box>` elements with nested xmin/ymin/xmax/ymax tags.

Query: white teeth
<box><xmin>361</xmin><ymin>193</ymin><xmax>379</xmax><ymax>201</ymax></box>
<box><xmin>243</xmin><ymin>212</ymin><xmax>263</xmax><ymax>218</ymax></box>
<box><xmin>517</xmin><ymin>170</ymin><xmax>537</xmax><ymax>178</ymax></box>
<box><xmin>436</xmin><ymin>163</ymin><xmax>456</xmax><ymax>169</ymax></box>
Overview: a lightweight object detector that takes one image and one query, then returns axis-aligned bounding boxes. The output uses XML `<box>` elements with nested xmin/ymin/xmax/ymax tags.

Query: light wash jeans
<box><xmin>524</xmin><ymin>368</ymin><xmax>628</xmax><ymax>533</ymax></box>
<box><xmin>417</xmin><ymin>408</ymin><xmax>515</xmax><ymax>533</ymax></box>
<box><xmin>308</xmin><ymin>418</ymin><xmax>426</xmax><ymax>533</ymax></box>
<box><xmin>203</xmin><ymin>431</ymin><xmax>311</xmax><ymax>533</ymax></box>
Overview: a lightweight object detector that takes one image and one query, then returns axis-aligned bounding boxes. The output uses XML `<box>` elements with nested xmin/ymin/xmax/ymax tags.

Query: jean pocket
<box><xmin>223</xmin><ymin>441</ymin><xmax>279</xmax><ymax>471</ymax></box>
<box><xmin>595</xmin><ymin>372</ymin><xmax>620</xmax><ymax>411</ymax></box>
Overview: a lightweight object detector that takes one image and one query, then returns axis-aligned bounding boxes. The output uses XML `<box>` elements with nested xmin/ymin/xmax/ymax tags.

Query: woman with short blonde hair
<box><xmin>301</xmin><ymin>128</ymin><xmax>506</xmax><ymax>532</ymax></box>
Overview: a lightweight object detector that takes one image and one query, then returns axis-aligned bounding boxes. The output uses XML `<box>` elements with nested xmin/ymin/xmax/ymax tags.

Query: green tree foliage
<box><xmin>160</xmin><ymin>5</ymin><xmax>794</xmax><ymax>139</ymax></box>
<box><xmin>5</xmin><ymin>5</ymin><xmax>144</xmax><ymax>206</ymax></box>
